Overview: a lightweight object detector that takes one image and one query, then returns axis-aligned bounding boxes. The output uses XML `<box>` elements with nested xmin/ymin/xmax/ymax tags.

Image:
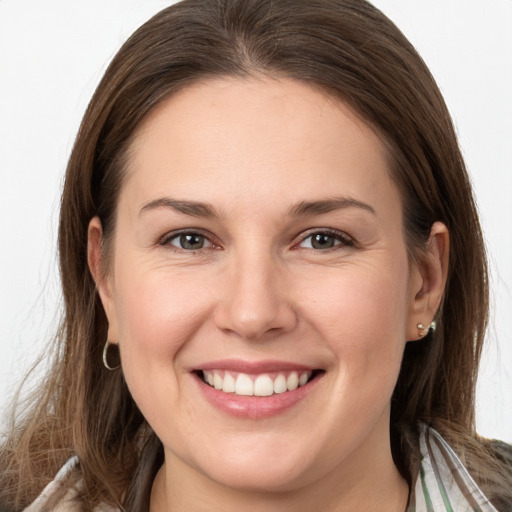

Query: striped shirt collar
<box><xmin>409</xmin><ymin>423</ymin><xmax>498</xmax><ymax>511</ymax></box>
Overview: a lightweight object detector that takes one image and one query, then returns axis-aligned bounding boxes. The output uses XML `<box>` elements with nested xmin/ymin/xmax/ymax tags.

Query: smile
<box><xmin>200</xmin><ymin>370</ymin><xmax>315</xmax><ymax>396</ymax></box>
<box><xmin>192</xmin><ymin>361</ymin><xmax>325</xmax><ymax>418</ymax></box>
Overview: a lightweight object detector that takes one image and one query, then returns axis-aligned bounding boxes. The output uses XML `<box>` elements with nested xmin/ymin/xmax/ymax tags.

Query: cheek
<box><xmin>112</xmin><ymin>266</ymin><xmax>210</xmax><ymax>383</ymax></box>
<box><xmin>111</xmin><ymin>266</ymin><xmax>217</xmax><ymax>436</ymax></box>
<box><xmin>297</xmin><ymin>257</ymin><xmax>410</xmax><ymax>387</ymax></box>
<box><xmin>301</xmin><ymin>260</ymin><xmax>409</xmax><ymax>338</ymax></box>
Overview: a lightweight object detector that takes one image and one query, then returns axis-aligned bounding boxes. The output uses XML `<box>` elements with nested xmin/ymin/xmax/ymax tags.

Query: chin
<box><xmin>182</xmin><ymin>433</ymin><xmax>328</xmax><ymax>494</ymax></box>
<box><xmin>198</xmin><ymin>460</ymin><xmax>315</xmax><ymax>494</ymax></box>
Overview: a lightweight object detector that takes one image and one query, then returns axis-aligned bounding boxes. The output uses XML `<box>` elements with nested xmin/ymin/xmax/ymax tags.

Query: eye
<box><xmin>298</xmin><ymin>231</ymin><xmax>353</xmax><ymax>250</ymax></box>
<box><xmin>164</xmin><ymin>232</ymin><xmax>214</xmax><ymax>251</ymax></box>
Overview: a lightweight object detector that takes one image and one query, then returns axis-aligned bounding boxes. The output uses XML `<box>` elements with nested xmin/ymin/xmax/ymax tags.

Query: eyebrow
<box><xmin>140</xmin><ymin>198</ymin><xmax>221</xmax><ymax>218</ymax></box>
<box><xmin>285</xmin><ymin>197</ymin><xmax>376</xmax><ymax>217</ymax></box>
<box><xmin>139</xmin><ymin>195</ymin><xmax>376</xmax><ymax>219</ymax></box>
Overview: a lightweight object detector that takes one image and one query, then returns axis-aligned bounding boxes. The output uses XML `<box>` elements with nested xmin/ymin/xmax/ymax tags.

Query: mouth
<box><xmin>191</xmin><ymin>360</ymin><xmax>325</xmax><ymax>418</ymax></box>
<box><xmin>195</xmin><ymin>368</ymin><xmax>323</xmax><ymax>397</ymax></box>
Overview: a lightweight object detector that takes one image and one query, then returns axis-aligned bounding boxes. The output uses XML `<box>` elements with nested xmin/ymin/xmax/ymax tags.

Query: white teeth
<box><xmin>203</xmin><ymin>371</ymin><xmax>214</xmax><ymax>386</ymax></box>
<box><xmin>235</xmin><ymin>373</ymin><xmax>254</xmax><ymax>396</ymax></box>
<box><xmin>213</xmin><ymin>373</ymin><xmax>223</xmax><ymax>390</ymax></box>
<box><xmin>222</xmin><ymin>373</ymin><xmax>236</xmax><ymax>393</ymax></box>
<box><xmin>274</xmin><ymin>373</ymin><xmax>287</xmax><ymax>394</ymax></box>
<box><xmin>201</xmin><ymin>370</ymin><xmax>315</xmax><ymax>396</ymax></box>
<box><xmin>299</xmin><ymin>371</ymin><xmax>310</xmax><ymax>386</ymax></box>
<box><xmin>287</xmin><ymin>372</ymin><xmax>299</xmax><ymax>391</ymax></box>
<box><xmin>254</xmin><ymin>375</ymin><xmax>274</xmax><ymax>396</ymax></box>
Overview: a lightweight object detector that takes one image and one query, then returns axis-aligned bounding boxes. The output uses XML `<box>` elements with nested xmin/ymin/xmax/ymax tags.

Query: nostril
<box><xmin>212</xmin><ymin>271</ymin><xmax>298</xmax><ymax>340</ymax></box>
<box><xmin>214</xmin><ymin>304</ymin><xmax>298</xmax><ymax>341</ymax></box>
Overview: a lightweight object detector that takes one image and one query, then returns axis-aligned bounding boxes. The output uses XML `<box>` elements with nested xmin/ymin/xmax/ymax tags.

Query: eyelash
<box><xmin>158</xmin><ymin>228</ymin><xmax>354</xmax><ymax>253</ymax></box>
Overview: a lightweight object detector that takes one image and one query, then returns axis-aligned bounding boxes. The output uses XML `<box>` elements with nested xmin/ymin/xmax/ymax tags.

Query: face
<box><xmin>91</xmin><ymin>78</ymin><xmax>435</xmax><ymax>495</ymax></box>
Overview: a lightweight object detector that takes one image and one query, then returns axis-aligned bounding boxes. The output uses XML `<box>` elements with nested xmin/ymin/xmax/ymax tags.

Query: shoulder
<box><xmin>22</xmin><ymin>457</ymin><xmax>81</xmax><ymax>511</ymax></box>
<box><xmin>22</xmin><ymin>457</ymin><xmax>118</xmax><ymax>512</ymax></box>
<box><xmin>489</xmin><ymin>438</ymin><xmax>512</xmax><ymax>469</ymax></box>
<box><xmin>411</xmin><ymin>424</ymin><xmax>500</xmax><ymax>512</ymax></box>
<box><xmin>486</xmin><ymin>438</ymin><xmax>512</xmax><ymax>510</ymax></box>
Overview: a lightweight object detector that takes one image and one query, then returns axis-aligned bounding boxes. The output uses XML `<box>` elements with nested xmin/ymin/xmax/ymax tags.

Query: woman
<box><xmin>1</xmin><ymin>0</ymin><xmax>511</xmax><ymax>510</ymax></box>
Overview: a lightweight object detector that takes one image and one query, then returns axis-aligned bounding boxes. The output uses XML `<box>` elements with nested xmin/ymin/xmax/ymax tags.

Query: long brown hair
<box><xmin>1</xmin><ymin>0</ymin><xmax>511</xmax><ymax>510</ymax></box>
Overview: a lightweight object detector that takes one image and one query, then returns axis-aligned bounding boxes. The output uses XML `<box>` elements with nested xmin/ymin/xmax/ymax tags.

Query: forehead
<box><xmin>123</xmin><ymin>77</ymin><xmax>400</xmax><ymax>219</ymax></box>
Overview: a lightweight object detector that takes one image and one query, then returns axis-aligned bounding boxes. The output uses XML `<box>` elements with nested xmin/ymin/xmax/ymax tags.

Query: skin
<box><xmin>88</xmin><ymin>77</ymin><xmax>449</xmax><ymax>511</ymax></box>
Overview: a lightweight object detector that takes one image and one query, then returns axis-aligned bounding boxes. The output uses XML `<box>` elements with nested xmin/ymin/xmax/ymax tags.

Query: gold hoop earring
<box><xmin>102</xmin><ymin>340</ymin><xmax>121</xmax><ymax>371</ymax></box>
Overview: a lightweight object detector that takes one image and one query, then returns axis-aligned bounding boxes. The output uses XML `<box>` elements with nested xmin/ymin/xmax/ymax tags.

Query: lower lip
<box><xmin>193</xmin><ymin>373</ymin><xmax>323</xmax><ymax>419</ymax></box>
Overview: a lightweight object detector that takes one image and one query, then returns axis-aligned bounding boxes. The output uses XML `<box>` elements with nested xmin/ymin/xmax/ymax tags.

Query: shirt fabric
<box><xmin>24</xmin><ymin>425</ymin><xmax>499</xmax><ymax>512</ymax></box>
<box><xmin>408</xmin><ymin>424</ymin><xmax>498</xmax><ymax>512</ymax></box>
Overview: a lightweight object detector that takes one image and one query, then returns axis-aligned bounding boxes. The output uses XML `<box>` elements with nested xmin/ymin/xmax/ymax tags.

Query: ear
<box><xmin>87</xmin><ymin>216</ymin><xmax>118</xmax><ymax>343</ymax></box>
<box><xmin>406</xmin><ymin>221</ymin><xmax>449</xmax><ymax>341</ymax></box>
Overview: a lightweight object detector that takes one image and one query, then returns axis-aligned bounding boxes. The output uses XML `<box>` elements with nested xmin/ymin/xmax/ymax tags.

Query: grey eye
<box><xmin>169</xmin><ymin>233</ymin><xmax>211</xmax><ymax>250</ymax></box>
<box><xmin>300</xmin><ymin>233</ymin><xmax>343</xmax><ymax>250</ymax></box>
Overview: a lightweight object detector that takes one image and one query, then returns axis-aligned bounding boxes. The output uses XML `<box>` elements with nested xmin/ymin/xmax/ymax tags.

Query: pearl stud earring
<box><xmin>417</xmin><ymin>321</ymin><xmax>436</xmax><ymax>338</ymax></box>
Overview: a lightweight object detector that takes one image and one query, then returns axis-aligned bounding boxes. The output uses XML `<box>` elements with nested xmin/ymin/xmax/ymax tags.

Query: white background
<box><xmin>1</xmin><ymin>1</ymin><xmax>511</xmax><ymax>442</ymax></box>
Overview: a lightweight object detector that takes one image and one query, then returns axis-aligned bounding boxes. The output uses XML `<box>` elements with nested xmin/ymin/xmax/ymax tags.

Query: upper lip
<box><xmin>193</xmin><ymin>359</ymin><xmax>318</xmax><ymax>373</ymax></box>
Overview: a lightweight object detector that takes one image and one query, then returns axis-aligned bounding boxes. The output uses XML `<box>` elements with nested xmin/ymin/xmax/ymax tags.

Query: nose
<box><xmin>213</xmin><ymin>251</ymin><xmax>297</xmax><ymax>340</ymax></box>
